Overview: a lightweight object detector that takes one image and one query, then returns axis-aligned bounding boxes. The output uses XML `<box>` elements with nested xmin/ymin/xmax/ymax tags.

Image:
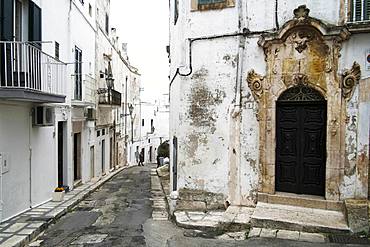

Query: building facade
<box><xmin>169</xmin><ymin>0</ymin><xmax>370</xmax><ymax>231</ymax></box>
<box><xmin>131</xmin><ymin>95</ymin><xmax>170</xmax><ymax>164</ymax></box>
<box><xmin>0</xmin><ymin>0</ymin><xmax>140</xmax><ymax>222</ymax></box>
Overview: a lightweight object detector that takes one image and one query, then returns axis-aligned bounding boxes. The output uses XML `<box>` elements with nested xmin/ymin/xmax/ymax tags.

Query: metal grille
<box><xmin>198</xmin><ymin>0</ymin><xmax>226</xmax><ymax>5</ymax></box>
<box><xmin>278</xmin><ymin>84</ymin><xmax>325</xmax><ymax>102</ymax></box>
<box><xmin>329</xmin><ymin>235</ymin><xmax>370</xmax><ymax>244</ymax></box>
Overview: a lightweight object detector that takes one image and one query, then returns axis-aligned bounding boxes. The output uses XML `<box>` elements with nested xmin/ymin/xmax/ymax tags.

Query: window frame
<box><xmin>346</xmin><ymin>0</ymin><xmax>370</xmax><ymax>22</ymax></box>
<box><xmin>74</xmin><ymin>46</ymin><xmax>83</xmax><ymax>101</ymax></box>
<box><xmin>191</xmin><ymin>0</ymin><xmax>235</xmax><ymax>11</ymax></box>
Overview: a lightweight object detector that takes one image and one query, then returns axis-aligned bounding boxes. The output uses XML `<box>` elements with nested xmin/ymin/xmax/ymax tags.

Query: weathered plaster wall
<box><xmin>169</xmin><ymin>0</ymin><xmax>370</xmax><ymax>210</ymax></box>
<box><xmin>177</xmin><ymin>38</ymin><xmax>238</xmax><ymax>195</ymax></box>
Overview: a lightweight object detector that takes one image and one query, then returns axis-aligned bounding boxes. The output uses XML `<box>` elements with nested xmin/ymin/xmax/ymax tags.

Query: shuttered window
<box><xmin>365</xmin><ymin>0</ymin><xmax>370</xmax><ymax>20</ymax></box>
<box><xmin>0</xmin><ymin>0</ymin><xmax>14</xmax><ymax>41</ymax></box>
<box><xmin>29</xmin><ymin>1</ymin><xmax>42</xmax><ymax>48</ymax></box>
<box><xmin>348</xmin><ymin>0</ymin><xmax>370</xmax><ymax>22</ymax></box>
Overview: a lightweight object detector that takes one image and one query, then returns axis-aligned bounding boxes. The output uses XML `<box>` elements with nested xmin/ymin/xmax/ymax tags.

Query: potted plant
<box><xmin>52</xmin><ymin>187</ymin><xmax>65</xmax><ymax>202</ymax></box>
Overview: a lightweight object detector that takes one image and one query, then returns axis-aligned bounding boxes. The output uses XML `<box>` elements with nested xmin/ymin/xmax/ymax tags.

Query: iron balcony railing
<box><xmin>98</xmin><ymin>88</ymin><xmax>122</xmax><ymax>106</ymax></box>
<box><xmin>346</xmin><ymin>0</ymin><xmax>370</xmax><ymax>23</ymax></box>
<box><xmin>0</xmin><ymin>41</ymin><xmax>66</xmax><ymax>95</ymax></box>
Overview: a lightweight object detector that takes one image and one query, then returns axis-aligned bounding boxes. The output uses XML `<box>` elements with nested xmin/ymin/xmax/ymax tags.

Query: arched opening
<box><xmin>275</xmin><ymin>83</ymin><xmax>326</xmax><ymax>196</ymax></box>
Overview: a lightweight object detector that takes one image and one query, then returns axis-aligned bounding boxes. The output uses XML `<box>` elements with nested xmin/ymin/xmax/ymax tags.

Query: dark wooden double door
<box><xmin>276</xmin><ymin>102</ymin><xmax>326</xmax><ymax>196</ymax></box>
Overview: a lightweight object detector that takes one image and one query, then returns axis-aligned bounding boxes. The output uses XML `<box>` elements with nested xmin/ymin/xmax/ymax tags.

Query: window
<box><xmin>102</xmin><ymin>129</ymin><xmax>105</xmax><ymax>135</ymax></box>
<box><xmin>142</xmin><ymin>119</ymin><xmax>144</xmax><ymax>126</ymax></box>
<box><xmin>150</xmin><ymin>119</ymin><xmax>154</xmax><ymax>133</ymax></box>
<box><xmin>191</xmin><ymin>0</ymin><xmax>234</xmax><ymax>11</ymax></box>
<box><xmin>29</xmin><ymin>1</ymin><xmax>42</xmax><ymax>48</ymax></box>
<box><xmin>105</xmin><ymin>14</ymin><xmax>109</xmax><ymax>34</ymax></box>
<box><xmin>74</xmin><ymin>46</ymin><xmax>82</xmax><ymax>100</ymax></box>
<box><xmin>97</xmin><ymin>130</ymin><xmax>101</xmax><ymax>137</ymax></box>
<box><xmin>174</xmin><ymin>0</ymin><xmax>179</xmax><ymax>24</ymax></box>
<box><xmin>15</xmin><ymin>0</ymin><xmax>22</xmax><ymax>41</ymax></box>
<box><xmin>55</xmin><ymin>42</ymin><xmax>60</xmax><ymax>60</ymax></box>
<box><xmin>347</xmin><ymin>0</ymin><xmax>370</xmax><ymax>22</ymax></box>
<box><xmin>89</xmin><ymin>4</ymin><xmax>92</xmax><ymax>16</ymax></box>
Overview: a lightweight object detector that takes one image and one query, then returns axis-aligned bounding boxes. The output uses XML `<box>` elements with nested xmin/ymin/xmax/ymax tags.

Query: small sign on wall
<box><xmin>366</xmin><ymin>49</ymin><xmax>370</xmax><ymax>71</ymax></box>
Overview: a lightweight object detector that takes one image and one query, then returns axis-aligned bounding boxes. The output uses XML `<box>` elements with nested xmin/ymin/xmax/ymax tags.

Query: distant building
<box><xmin>130</xmin><ymin>94</ymin><xmax>170</xmax><ymax>165</ymax></box>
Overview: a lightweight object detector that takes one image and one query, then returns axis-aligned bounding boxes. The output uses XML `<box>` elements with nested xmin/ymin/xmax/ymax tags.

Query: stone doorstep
<box><xmin>248</xmin><ymin>227</ymin><xmax>327</xmax><ymax>243</ymax></box>
<box><xmin>174</xmin><ymin>208</ymin><xmax>252</xmax><ymax>233</ymax></box>
<box><xmin>258</xmin><ymin>192</ymin><xmax>344</xmax><ymax>212</ymax></box>
<box><xmin>251</xmin><ymin>202</ymin><xmax>350</xmax><ymax>234</ymax></box>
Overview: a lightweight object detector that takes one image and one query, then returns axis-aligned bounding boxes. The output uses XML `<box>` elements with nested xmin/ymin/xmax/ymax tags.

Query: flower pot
<box><xmin>52</xmin><ymin>191</ymin><xmax>65</xmax><ymax>202</ymax></box>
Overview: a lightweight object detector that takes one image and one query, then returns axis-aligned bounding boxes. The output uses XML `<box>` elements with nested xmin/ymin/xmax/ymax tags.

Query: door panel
<box><xmin>276</xmin><ymin>102</ymin><xmax>326</xmax><ymax>196</ymax></box>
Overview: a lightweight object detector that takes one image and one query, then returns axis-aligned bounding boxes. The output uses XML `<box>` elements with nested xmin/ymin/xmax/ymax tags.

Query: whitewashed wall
<box><xmin>169</xmin><ymin>0</ymin><xmax>370</xmax><ymax>205</ymax></box>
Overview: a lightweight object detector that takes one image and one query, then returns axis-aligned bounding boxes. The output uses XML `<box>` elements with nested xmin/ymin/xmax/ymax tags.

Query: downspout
<box><xmin>29</xmin><ymin>108</ymin><xmax>32</xmax><ymax>208</ymax></box>
<box><xmin>228</xmin><ymin>0</ymin><xmax>246</xmax><ymax>206</ymax></box>
<box><xmin>275</xmin><ymin>0</ymin><xmax>279</xmax><ymax>30</ymax></box>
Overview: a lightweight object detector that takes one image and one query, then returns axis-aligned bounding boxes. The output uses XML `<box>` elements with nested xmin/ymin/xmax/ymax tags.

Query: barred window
<box><xmin>191</xmin><ymin>0</ymin><xmax>234</xmax><ymax>11</ymax></box>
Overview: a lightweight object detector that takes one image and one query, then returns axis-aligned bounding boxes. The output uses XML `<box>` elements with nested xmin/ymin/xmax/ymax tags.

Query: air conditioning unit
<box><xmin>85</xmin><ymin>108</ymin><xmax>96</xmax><ymax>121</ymax></box>
<box><xmin>33</xmin><ymin>106</ymin><xmax>54</xmax><ymax>126</ymax></box>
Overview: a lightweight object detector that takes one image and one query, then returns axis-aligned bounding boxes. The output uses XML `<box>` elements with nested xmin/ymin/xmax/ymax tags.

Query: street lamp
<box><xmin>106</xmin><ymin>61</ymin><xmax>115</xmax><ymax>90</ymax></box>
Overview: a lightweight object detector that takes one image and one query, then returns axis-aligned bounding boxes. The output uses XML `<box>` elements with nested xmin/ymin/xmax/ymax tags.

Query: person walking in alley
<box><xmin>135</xmin><ymin>150</ymin><xmax>139</xmax><ymax>165</ymax></box>
<box><xmin>138</xmin><ymin>149</ymin><xmax>144</xmax><ymax>166</ymax></box>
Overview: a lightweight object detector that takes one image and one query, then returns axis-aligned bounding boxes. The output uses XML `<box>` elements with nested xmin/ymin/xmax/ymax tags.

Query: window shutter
<box><xmin>365</xmin><ymin>0</ymin><xmax>370</xmax><ymax>20</ymax></box>
<box><xmin>29</xmin><ymin>1</ymin><xmax>42</xmax><ymax>48</ymax></box>
<box><xmin>0</xmin><ymin>0</ymin><xmax>14</xmax><ymax>41</ymax></box>
<box><xmin>355</xmin><ymin>0</ymin><xmax>362</xmax><ymax>21</ymax></box>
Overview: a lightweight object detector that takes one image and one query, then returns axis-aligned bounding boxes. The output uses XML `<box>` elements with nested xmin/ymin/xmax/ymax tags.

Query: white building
<box><xmin>169</xmin><ymin>0</ymin><xmax>370</xmax><ymax>232</ymax></box>
<box><xmin>0</xmin><ymin>0</ymin><xmax>140</xmax><ymax>222</ymax></box>
<box><xmin>129</xmin><ymin>94</ymin><xmax>170</xmax><ymax>165</ymax></box>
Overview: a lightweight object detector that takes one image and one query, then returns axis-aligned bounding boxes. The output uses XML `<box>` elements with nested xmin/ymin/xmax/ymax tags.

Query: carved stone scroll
<box><xmin>246</xmin><ymin>70</ymin><xmax>264</xmax><ymax>101</ymax></box>
<box><xmin>342</xmin><ymin>62</ymin><xmax>361</xmax><ymax>100</ymax></box>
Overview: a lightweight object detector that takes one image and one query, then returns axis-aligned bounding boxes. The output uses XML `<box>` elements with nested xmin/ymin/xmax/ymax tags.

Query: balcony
<box><xmin>0</xmin><ymin>41</ymin><xmax>66</xmax><ymax>103</ymax></box>
<box><xmin>345</xmin><ymin>0</ymin><xmax>370</xmax><ymax>31</ymax></box>
<box><xmin>98</xmin><ymin>88</ymin><xmax>121</xmax><ymax>106</ymax></box>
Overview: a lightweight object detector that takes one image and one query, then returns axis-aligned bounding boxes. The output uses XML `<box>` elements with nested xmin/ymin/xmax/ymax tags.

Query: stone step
<box><xmin>258</xmin><ymin>192</ymin><xmax>344</xmax><ymax>212</ymax></box>
<box><xmin>251</xmin><ymin>202</ymin><xmax>350</xmax><ymax>234</ymax></box>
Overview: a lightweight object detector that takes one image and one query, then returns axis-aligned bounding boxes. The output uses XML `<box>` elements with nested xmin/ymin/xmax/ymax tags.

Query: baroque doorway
<box><xmin>275</xmin><ymin>84</ymin><xmax>326</xmax><ymax>196</ymax></box>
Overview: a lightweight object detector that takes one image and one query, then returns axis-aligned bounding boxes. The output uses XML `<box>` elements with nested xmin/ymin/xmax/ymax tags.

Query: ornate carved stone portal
<box><xmin>249</xmin><ymin>5</ymin><xmax>354</xmax><ymax>201</ymax></box>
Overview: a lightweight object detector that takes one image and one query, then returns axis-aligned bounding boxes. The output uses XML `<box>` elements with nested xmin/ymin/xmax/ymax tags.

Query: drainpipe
<box><xmin>275</xmin><ymin>0</ymin><xmax>279</xmax><ymax>30</ymax></box>
<box><xmin>29</xmin><ymin>108</ymin><xmax>32</xmax><ymax>208</ymax></box>
<box><xmin>228</xmin><ymin>0</ymin><xmax>246</xmax><ymax>206</ymax></box>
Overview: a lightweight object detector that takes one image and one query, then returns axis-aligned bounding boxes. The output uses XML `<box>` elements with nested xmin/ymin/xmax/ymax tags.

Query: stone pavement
<box><xmin>0</xmin><ymin>165</ymin><xmax>129</xmax><ymax>247</ymax></box>
<box><xmin>31</xmin><ymin>165</ymin><xmax>153</xmax><ymax>246</ymax></box>
<box><xmin>150</xmin><ymin>168</ymin><xmax>169</xmax><ymax>221</ymax></box>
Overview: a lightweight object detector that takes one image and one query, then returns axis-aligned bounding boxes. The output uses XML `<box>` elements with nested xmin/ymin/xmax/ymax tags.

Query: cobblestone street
<box><xmin>21</xmin><ymin>165</ymin><xmax>365</xmax><ymax>247</ymax></box>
